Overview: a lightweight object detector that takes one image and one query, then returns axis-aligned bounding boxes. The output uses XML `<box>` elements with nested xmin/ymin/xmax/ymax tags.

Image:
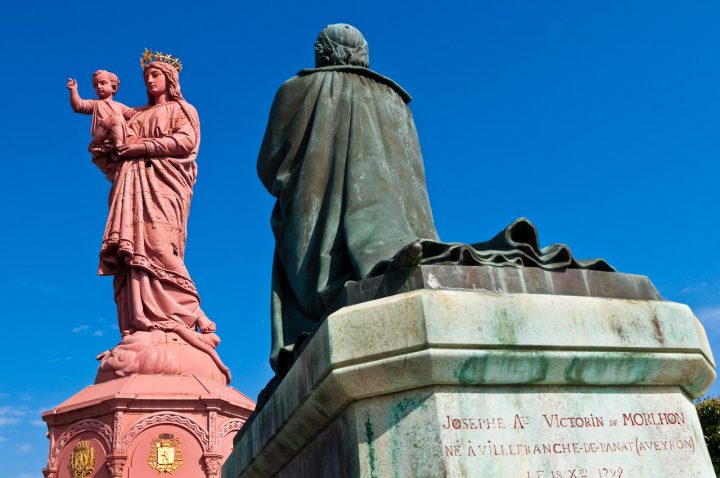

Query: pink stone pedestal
<box><xmin>42</xmin><ymin>374</ymin><xmax>254</xmax><ymax>478</ymax></box>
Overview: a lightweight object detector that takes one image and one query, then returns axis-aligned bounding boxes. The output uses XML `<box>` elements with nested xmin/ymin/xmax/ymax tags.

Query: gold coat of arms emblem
<box><xmin>148</xmin><ymin>433</ymin><xmax>183</xmax><ymax>473</ymax></box>
<box><xmin>70</xmin><ymin>440</ymin><xmax>96</xmax><ymax>478</ymax></box>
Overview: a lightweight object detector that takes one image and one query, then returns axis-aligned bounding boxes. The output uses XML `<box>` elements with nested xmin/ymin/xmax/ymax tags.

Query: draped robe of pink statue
<box><xmin>100</xmin><ymin>100</ymin><xmax>203</xmax><ymax>333</ymax></box>
<box><xmin>95</xmin><ymin>93</ymin><xmax>230</xmax><ymax>381</ymax></box>
<box><xmin>99</xmin><ymin>99</ymin><xmax>203</xmax><ymax>327</ymax></box>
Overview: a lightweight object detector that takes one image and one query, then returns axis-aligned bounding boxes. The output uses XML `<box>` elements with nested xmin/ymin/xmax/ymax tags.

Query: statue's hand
<box><xmin>67</xmin><ymin>78</ymin><xmax>78</xmax><ymax>90</ymax></box>
<box><xmin>116</xmin><ymin>143</ymin><xmax>147</xmax><ymax>159</ymax></box>
<box><xmin>397</xmin><ymin>241</ymin><xmax>423</xmax><ymax>269</ymax></box>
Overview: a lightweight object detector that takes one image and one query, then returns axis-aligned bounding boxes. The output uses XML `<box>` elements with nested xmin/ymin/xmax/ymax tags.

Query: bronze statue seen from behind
<box><xmin>257</xmin><ymin>24</ymin><xmax>612</xmax><ymax>377</ymax></box>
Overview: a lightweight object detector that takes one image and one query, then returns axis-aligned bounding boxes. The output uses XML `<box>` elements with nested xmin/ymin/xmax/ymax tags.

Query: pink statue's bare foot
<box><xmin>197</xmin><ymin>316</ymin><xmax>216</xmax><ymax>334</ymax></box>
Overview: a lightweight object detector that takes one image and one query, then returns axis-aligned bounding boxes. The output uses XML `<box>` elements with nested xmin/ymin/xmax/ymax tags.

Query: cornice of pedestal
<box><xmin>42</xmin><ymin>374</ymin><xmax>255</xmax><ymax>427</ymax></box>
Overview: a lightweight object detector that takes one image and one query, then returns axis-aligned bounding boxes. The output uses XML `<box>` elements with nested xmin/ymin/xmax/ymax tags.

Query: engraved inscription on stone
<box><xmin>437</xmin><ymin>390</ymin><xmax>706</xmax><ymax>477</ymax></box>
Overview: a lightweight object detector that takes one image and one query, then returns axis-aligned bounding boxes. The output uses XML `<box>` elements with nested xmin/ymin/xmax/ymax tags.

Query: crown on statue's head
<box><xmin>140</xmin><ymin>48</ymin><xmax>183</xmax><ymax>72</ymax></box>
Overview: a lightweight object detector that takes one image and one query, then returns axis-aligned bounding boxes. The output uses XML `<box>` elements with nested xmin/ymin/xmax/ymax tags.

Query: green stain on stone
<box><xmin>564</xmin><ymin>357</ymin><xmax>586</xmax><ymax>384</ymax></box>
<box><xmin>493</xmin><ymin>308</ymin><xmax>518</xmax><ymax>344</ymax></box>
<box><xmin>523</xmin><ymin>353</ymin><xmax>549</xmax><ymax>383</ymax></box>
<box><xmin>564</xmin><ymin>355</ymin><xmax>652</xmax><ymax>384</ymax></box>
<box><xmin>454</xmin><ymin>356</ymin><xmax>487</xmax><ymax>384</ymax></box>
<box><xmin>455</xmin><ymin>352</ymin><xmax>551</xmax><ymax>385</ymax></box>
<box><xmin>392</xmin><ymin>397</ymin><xmax>420</xmax><ymax>420</ymax></box>
<box><xmin>365</xmin><ymin>413</ymin><xmax>378</xmax><ymax>478</ymax></box>
<box><xmin>389</xmin><ymin>397</ymin><xmax>422</xmax><ymax>478</ymax></box>
<box><xmin>681</xmin><ymin>365</ymin><xmax>714</xmax><ymax>397</ymax></box>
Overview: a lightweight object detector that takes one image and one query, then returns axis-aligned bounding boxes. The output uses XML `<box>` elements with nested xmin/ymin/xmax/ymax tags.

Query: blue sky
<box><xmin>1</xmin><ymin>1</ymin><xmax>720</xmax><ymax>475</ymax></box>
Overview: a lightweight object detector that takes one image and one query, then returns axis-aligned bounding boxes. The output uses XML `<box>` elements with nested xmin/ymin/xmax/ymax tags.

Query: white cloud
<box><xmin>0</xmin><ymin>405</ymin><xmax>29</xmax><ymax>426</ymax></box>
<box><xmin>16</xmin><ymin>443</ymin><xmax>31</xmax><ymax>454</ymax></box>
<box><xmin>0</xmin><ymin>405</ymin><xmax>28</xmax><ymax>417</ymax></box>
<box><xmin>679</xmin><ymin>281</ymin><xmax>711</xmax><ymax>295</ymax></box>
<box><xmin>93</xmin><ymin>330</ymin><xmax>105</xmax><ymax>337</ymax></box>
<box><xmin>697</xmin><ymin>305</ymin><xmax>720</xmax><ymax>325</ymax></box>
<box><xmin>72</xmin><ymin>325</ymin><xmax>90</xmax><ymax>333</ymax></box>
<box><xmin>48</xmin><ymin>356</ymin><xmax>73</xmax><ymax>363</ymax></box>
<box><xmin>12</xmin><ymin>280</ymin><xmax>58</xmax><ymax>294</ymax></box>
<box><xmin>31</xmin><ymin>419</ymin><xmax>46</xmax><ymax>427</ymax></box>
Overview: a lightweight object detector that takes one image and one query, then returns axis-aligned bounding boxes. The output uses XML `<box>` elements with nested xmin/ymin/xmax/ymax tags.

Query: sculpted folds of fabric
<box><xmin>259</xmin><ymin>66</ymin><xmax>438</xmax><ymax>372</ymax></box>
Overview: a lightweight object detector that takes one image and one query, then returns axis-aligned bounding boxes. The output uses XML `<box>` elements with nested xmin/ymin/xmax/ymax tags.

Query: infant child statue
<box><xmin>67</xmin><ymin>70</ymin><xmax>135</xmax><ymax>171</ymax></box>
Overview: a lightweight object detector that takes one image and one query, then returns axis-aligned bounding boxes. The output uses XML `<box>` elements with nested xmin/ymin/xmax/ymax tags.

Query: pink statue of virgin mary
<box><xmin>94</xmin><ymin>58</ymin><xmax>230</xmax><ymax>383</ymax></box>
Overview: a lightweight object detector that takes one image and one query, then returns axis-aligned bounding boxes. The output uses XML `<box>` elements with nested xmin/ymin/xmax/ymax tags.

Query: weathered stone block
<box><xmin>223</xmin><ymin>284</ymin><xmax>715</xmax><ymax>477</ymax></box>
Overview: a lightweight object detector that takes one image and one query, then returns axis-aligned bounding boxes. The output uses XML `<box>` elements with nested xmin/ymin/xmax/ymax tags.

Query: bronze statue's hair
<box><xmin>314</xmin><ymin>24</ymin><xmax>370</xmax><ymax>68</ymax></box>
<box><xmin>143</xmin><ymin>61</ymin><xmax>184</xmax><ymax>105</ymax></box>
<box><xmin>93</xmin><ymin>69</ymin><xmax>120</xmax><ymax>93</ymax></box>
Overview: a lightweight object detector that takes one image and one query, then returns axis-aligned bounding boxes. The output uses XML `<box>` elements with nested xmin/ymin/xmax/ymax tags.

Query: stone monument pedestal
<box><xmin>222</xmin><ymin>266</ymin><xmax>715</xmax><ymax>477</ymax></box>
<box><xmin>42</xmin><ymin>374</ymin><xmax>254</xmax><ymax>478</ymax></box>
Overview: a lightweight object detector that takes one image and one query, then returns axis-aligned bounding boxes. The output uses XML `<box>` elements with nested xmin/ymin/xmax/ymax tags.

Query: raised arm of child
<box><xmin>67</xmin><ymin>78</ymin><xmax>94</xmax><ymax>114</ymax></box>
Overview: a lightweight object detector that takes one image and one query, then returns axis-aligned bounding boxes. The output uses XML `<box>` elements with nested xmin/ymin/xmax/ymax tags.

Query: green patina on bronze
<box><xmin>258</xmin><ymin>23</ymin><xmax>614</xmax><ymax>376</ymax></box>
